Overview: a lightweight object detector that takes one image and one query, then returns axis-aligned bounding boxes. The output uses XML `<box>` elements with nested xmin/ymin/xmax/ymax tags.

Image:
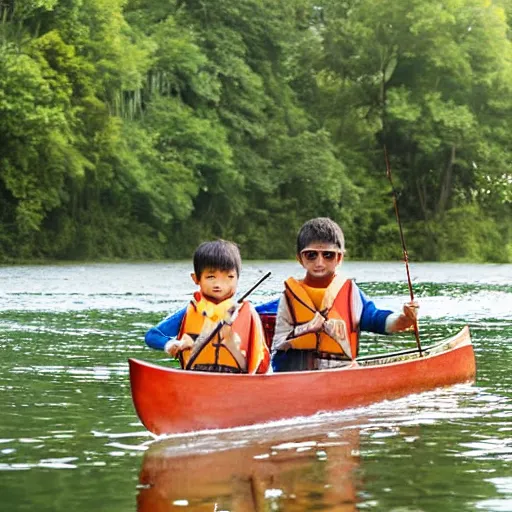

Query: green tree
<box><xmin>315</xmin><ymin>0</ymin><xmax>512</xmax><ymax>261</ymax></box>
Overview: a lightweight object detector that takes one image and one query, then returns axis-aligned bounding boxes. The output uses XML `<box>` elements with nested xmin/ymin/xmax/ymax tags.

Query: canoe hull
<box><xmin>129</xmin><ymin>326</ymin><xmax>476</xmax><ymax>435</ymax></box>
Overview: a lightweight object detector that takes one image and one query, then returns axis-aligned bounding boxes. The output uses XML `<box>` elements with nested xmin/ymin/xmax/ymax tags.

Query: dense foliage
<box><xmin>1</xmin><ymin>0</ymin><xmax>511</xmax><ymax>262</ymax></box>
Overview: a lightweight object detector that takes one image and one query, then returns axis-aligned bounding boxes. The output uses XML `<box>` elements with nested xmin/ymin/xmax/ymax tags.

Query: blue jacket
<box><xmin>144</xmin><ymin>290</ymin><xmax>391</xmax><ymax>351</ymax></box>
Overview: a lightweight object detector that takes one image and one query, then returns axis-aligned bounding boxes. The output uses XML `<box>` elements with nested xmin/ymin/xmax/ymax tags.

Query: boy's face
<box><xmin>191</xmin><ymin>268</ymin><xmax>239</xmax><ymax>302</ymax></box>
<box><xmin>297</xmin><ymin>242</ymin><xmax>342</xmax><ymax>280</ymax></box>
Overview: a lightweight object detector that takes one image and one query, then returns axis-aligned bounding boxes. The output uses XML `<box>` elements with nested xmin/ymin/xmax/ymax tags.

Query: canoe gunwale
<box><xmin>129</xmin><ymin>325</ymin><xmax>472</xmax><ymax>376</ymax></box>
<box><xmin>357</xmin><ymin>325</ymin><xmax>471</xmax><ymax>366</ymax></box>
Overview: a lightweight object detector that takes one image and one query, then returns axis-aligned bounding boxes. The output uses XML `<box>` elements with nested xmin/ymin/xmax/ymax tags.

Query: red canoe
<box><xmin>129</xmin><ymin>325</ymin><xmax>476</xmax><ymax>436</ymax></box>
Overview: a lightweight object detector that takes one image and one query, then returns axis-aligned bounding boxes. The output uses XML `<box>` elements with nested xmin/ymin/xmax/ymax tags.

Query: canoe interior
<box><xmin>259</xmin><ymin>313</ymin><xmax>276</xmax><ymax>349</ymax></box>
<box><xmin>260</xmin><ymin>312</ymin><xmax>461</xmax><ymax>364</ymax></box>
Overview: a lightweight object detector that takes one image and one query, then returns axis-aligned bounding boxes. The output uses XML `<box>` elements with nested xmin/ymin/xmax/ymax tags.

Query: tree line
<box><xmin>1</xmin><ymin>0</ymin><xmax>511</xmax><ymax>263</ymax></box>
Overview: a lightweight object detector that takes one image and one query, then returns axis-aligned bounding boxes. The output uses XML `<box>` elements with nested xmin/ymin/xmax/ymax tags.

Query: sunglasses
<box><xmin>300</xmin><ymin>250</ymin><xmax>340</xmax><ymax>261</ymax></box>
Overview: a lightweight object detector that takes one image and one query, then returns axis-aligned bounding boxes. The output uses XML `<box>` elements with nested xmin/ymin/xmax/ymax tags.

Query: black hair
<box><xmin>296</xmin><ymin>217</ymin><xmax>345</xmax><ymax>254</ymax></box>
<box><xmin>193</xmin><ymin>240</ymin><xmax>242</xmax><ymax>278</ymax></box>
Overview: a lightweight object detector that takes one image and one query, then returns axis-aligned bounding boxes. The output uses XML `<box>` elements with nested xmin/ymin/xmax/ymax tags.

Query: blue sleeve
<box><xmin>144</xmin><ymin>307</ymin><xmax>186</xmax><ymax>350</ymax></box>
<box><xmin>255</xmin><ymin>299</ymin><xmax>279</xmax><ymax>315</ymax></box>
<box><xmin>359</xmin><ymin>289</ymin><xmax>393</xmax><ymax>335</ymax></box>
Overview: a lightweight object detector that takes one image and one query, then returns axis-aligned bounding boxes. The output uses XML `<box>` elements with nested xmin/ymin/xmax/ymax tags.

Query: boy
<box><xmin>145</xmin><ymin>240</ymin><xmax>270</xmax><ymax>374</ymax></box>
<box><xmin>271</xmin><ymin>217</ymin><xmax>418</xmax><ymax>372</ymax></box>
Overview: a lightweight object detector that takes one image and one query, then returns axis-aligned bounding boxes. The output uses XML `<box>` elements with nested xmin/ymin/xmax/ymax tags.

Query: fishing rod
<box><xmin>384</xmin><ymin>146</ymin><xmax>423</xmax><ymax>356</ymax></box>
<box><xmin>238</xmin><ymin>271</ymin><xmax>272</xmax><ymax>303</ymax></box>
<box><xmin>185</xmin><ymin>271</ymin><xmax>272</xmax><ymax>369</ymax></box>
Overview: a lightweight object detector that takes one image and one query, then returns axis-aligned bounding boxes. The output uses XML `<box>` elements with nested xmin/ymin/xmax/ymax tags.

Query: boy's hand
<box><xmin>220</xmin><ymin>324</ymin><xmax>246</xmax><ymax>358</ymax></box>
<box><xmin>389</xmin><ymin>301</ymin><xmax>419</xmax><ymax>332</ymax></box>
<box><xmin>223</xmin><ymin>305</ymin><xmax>238</xmax><ymax>326</ymax></box>
<box><xmin>164</xmin><ymin>341</ymin><xmax>179</xmax><ymax>357</ymax></box>
<box><xmin>323</xmin><ymin>318</ymin><xmax>347</xmax><ymax>342</ymax></box>
<box><xmin>403</xmin><ymin>301</ymin><xmax>418</xmax><ymax>320</ymax></box>
<box><xmin>294</xmin><ymin>312</ymin><xmax>325</xmax><ymax>337</ymax></box>
<box><xmin>164</xmin><ymin>334</ymin><xmax>194</xmax><ymax>358</ymax></box>
<box><xmin>323</xmin><ymin>319</ymin><xmax>353</xmax><ymax>358</ymax></box>
<box><xmin>220</xmin><ymin>323</ymin><xmax>242</xmax><ymax>351</ymax></box>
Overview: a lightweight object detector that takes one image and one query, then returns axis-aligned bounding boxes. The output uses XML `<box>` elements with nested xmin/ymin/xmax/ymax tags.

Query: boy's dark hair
<box><xmin>193</xmin><ymin>240</ymin><xmax>242</xmax><ymax>277</ymax></box>
<box><xmin>296</xmin><ymin>217</ymin><xmax>345</xmax><ymax>254</ymax></box>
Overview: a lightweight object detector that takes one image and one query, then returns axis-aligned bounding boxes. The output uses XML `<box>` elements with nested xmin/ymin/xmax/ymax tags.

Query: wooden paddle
<box><xmin>384</xmin><ymin>146</ymin><xmax>423</xmax><ymax>356</ymax></box>
<box><xmin>185</xmin><ymin>271</ymin><xmax>272</xmax><ymax>370</ymax></box>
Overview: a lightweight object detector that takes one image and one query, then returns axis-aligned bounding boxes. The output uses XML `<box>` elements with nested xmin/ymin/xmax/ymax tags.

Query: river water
<box><xmin>1</xmin><ymin>261</ymin><xmax>512</xmax><ymax>511</ymax></box>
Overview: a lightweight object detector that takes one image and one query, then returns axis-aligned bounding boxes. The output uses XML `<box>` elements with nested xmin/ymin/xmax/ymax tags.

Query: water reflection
<box><xmin>134</xmin><ymin>384</ymin><xmax>505</xmax><ymax>512</ymax></box>
<box><xmin>137</xmin><ymin>427</ymin><xmax>361</xmax><ymax>511</ymax></box>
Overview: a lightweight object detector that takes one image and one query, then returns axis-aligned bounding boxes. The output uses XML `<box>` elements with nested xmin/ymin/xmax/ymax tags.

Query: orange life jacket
<box><xmin>284</xmin><ymin>277</ymin><xmax>359</xmax><ymax>360</ymax></box>
<box><xmin>178</xmin><ymin>295</ymin><xmax>269</xmax><ymax>374</ymax></box>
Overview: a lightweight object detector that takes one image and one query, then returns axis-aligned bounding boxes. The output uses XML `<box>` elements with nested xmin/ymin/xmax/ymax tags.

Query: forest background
<box><xmin>1</xmin><ymin>0</ymin><xmax>511</xmax><ymax>263</ymax></box>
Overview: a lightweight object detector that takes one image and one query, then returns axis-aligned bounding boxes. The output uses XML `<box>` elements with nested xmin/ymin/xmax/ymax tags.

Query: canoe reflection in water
<box><xmin>137</xmin><ymin>427</ymin><xmax>361</xmax><ymax>512</ymax></box>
